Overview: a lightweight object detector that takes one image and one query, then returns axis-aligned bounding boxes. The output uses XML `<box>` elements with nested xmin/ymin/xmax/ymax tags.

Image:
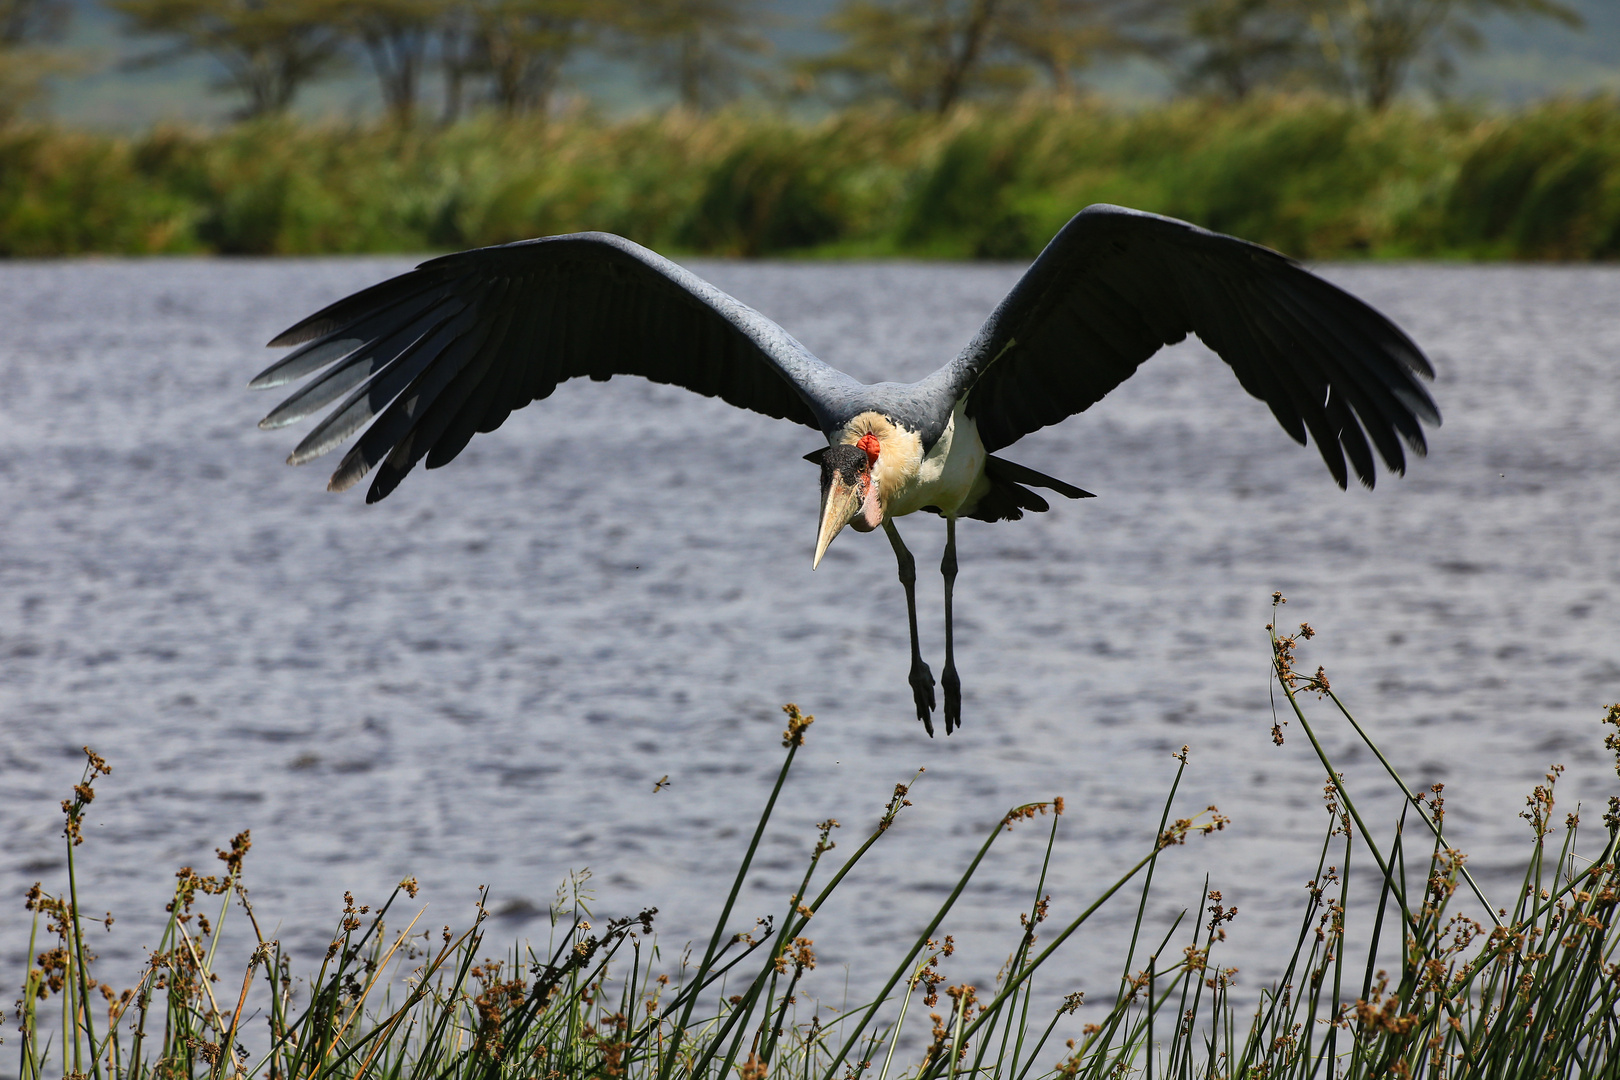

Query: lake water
<box><xmin>1</xmin><ymin>257</ymin><xmax>1617</xmax><ymax>1040</ymax></box>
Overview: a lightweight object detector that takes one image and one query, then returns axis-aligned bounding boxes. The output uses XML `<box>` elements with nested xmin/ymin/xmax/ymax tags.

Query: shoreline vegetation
<box><xmin>4</xmin><ymin>95</ymin><xmax>1620</xmax><ymax>261</ymax></box>
<box><xmin>14</xmin><ymin>596</ymin><xmax>1620</xmax><ymax>1078</ymax></box>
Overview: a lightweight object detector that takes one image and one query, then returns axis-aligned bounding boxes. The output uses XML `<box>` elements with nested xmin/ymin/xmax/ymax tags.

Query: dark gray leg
<box><xmin>884</xmin><ymin>519</ymin><xmax>936</xmax><ymax>736</ymax></box>
<box><xmin>941</xmin><ymin>516</ymin><xmax>961</xmax><ymax>734</ymax></box>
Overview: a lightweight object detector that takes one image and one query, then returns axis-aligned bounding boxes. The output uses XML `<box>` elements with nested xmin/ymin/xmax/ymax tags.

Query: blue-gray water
<box><xmin>1</xmin><ymin>258</ymin><xmax>1617</xmax><ymax>1033</ymax></box>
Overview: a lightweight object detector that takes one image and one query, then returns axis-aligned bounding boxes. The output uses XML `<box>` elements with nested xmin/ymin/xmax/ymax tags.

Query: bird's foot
<box><xmin>908</xmin><ymin>658</ymin><xmax>937</xmax><ymax>737</ymax></box>
<box><xmin>941</xmin><ymin>664</ymin><xmax>961</xmax><ymax>735</ymax></box>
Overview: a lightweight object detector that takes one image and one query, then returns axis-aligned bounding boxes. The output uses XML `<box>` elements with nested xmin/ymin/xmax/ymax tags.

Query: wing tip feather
<box><xmin>268</xmin><ymin>320</ymin><xmax>331</xmax><ymax>349</ymax></box>
<box><xmin>327</xmin><ymin>469</ymin><xmax>363</xmax><ymax>494</ymax></box>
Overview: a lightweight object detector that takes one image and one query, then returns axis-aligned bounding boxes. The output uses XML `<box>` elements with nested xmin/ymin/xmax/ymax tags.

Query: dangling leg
<box><xmin>941</xmin><ymin>516</ymin><xmax>961</xmax><ymax>734</ymax></box>
<box><xmin>884</xmin><ymin>518</ymin><xmax>936</xmax><ymax>736</ymax></box>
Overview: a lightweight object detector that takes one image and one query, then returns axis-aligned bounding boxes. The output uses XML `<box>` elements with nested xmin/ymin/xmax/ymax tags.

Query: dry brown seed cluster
<box><xmin>185</xmin><ymin>1035</ymin><xmax>221</xmax><ymax>1065</ymax></box>
<box><xmin>1272</xmin><ymin>623</ymin><xmax>1331</xmax><ymax>698</ymax></box>
<box><xmin>1205</xmin><ymin>889</ymin><xmax>1239</xmax><ymax>941</ymax></box>
<box><xmin>1521</xmin><ymin>765</ymin><xmax>1565</xmax><ymax>838</ymax></box>
<box><xmin>1352</xmin><ymin>972</ymin><xmax>1420</xmax><ymax>1036</ymax></box>
<box><xmin>771</xmin><ymin>936</ymin><xmax>817</xmax><ymax>974</ymax></box>
<box><xmin>878</xmin><ymin>772</ymin><xmax>921</xmax><ymax>832</ymax></box>
<box><xmin>922</xmin><ymin>982</ymin><xmax>983</xmax><ymax>1065</ymax></box>
<box><xmin>909</xmin><ymin>936</ymin><xmax>955</xmax><ymax>1009</ymax></box>
<box><xmin>1158</xmin><ymin>806</ymin><xmax>1230</xmax><ymax>849</ymax></box>
<box><xmin>1412</xmin><ymin>782</ymin><xmax>1447</xmax><ymax>826</ymax></box>
<box><xmin>1308</xmin><ymin>865</ymin><xmax>1346</xmax><ymax>956</ymax></box>
<box><xmin>813</xmin><ymin>816</ymin><xmax>841</xmax><ymax>859</ymax></box>
<box><xmin>733</xmin><ymin>914</ymin><xmax>772</xmax><ymax>947</ymax></box>
<box><xmin>470</xmin><ymin>957</ymin><xmax>528</xmax><ymax>1063</ymax></box>
<box><xmin>781</xmin><ymin>703</ymin><xmax>814</xmax><ymax>747</ymax></box>
<box><xmin>59</xmin><ymin>747</ymin><xmax>114</xmax><ymax>846</ymax></box>
<box><xmin>1603</xmin><ymin>702</ymin><xmax>1620</xmax><ymax>778</ymax></box>
<box><xmin>1002</xmin><ymin>798</ymin><xmax>1062</xmax><ymax>831</ymax></box>
<box><xmin>1323</xmin><ymin>777</ymin><xmax>1353</xmax><ymax>837</ymax></box>
<box><xmin>1019</xmin><ymin>894</ymin><xmax>1052</xmax><ymax>934</ymax></box>
<box><xmin>216</xmin><ymin>830</ymin><xmax>251</xmax><ymax>877</ymax></box>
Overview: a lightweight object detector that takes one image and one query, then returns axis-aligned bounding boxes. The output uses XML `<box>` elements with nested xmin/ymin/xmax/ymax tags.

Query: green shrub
<box><xmin>1446</xmin><ymin>99</ymin><xmax>1620</xmax><ymax>259</ymax></box>
<box><xmin>4</xmin><ymin>97</ymin><xmax>1620</xmax><ymax>259</ymax></box>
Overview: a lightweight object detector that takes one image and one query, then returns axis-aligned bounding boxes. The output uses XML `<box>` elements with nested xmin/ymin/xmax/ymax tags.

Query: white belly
<box><xmin>885</xmin><ymin>399</ymin><xmax>989</xmax><ymax>520</ymax></box>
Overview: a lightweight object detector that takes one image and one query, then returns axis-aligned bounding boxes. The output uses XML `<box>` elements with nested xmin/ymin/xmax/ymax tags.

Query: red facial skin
<box><xmin>855</xmin><ymin>432</ymin><xmax>881</xmax><ymax>499</ymax></box>
<box><xmin>853</xmin><ymin>433</ymin><xmax>884</xmax><ymax>528</ymax></box>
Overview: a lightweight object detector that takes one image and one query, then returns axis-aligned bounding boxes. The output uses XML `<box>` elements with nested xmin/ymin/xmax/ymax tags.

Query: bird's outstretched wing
<box><xmin>251</xmin><ymin>233</ymin><xmax>861</xmax><ymax>502</ymax></box>
<box><xmin>937</xmin><ymin>205</ymin><xmax>1440</xmax><ymax>488</ymax></box>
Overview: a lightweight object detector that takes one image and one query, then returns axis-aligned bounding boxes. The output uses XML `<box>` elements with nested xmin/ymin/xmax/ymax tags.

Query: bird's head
<box><xmin>813</xmin><ymin>432</ymin><xmax>884</xmax><ymax>568</ymax></box>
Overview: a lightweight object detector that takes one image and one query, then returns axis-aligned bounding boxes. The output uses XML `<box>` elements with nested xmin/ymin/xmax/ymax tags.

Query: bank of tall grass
<box><xmin>13</xmin><ymin>596</ymin><xmax>1620</xmax><ymax>1078</ymax></box>
<box><xmin>5</xmin><ymin>95</ymin><xmax>1620</xmax><ymax>260</ymax></box>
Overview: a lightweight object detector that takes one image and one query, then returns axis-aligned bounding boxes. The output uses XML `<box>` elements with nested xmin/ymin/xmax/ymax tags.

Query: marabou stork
<box><xmin>251</xmin><ymin>204</ymin><xmax>1439</xmax><ymax>736</ymax></box>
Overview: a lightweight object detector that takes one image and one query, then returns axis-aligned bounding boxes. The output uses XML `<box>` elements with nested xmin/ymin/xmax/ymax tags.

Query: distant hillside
<box><xmin>37</xmin><ymin>0</ymin><xmax>1620</xmax><ymax>130</ymax></box>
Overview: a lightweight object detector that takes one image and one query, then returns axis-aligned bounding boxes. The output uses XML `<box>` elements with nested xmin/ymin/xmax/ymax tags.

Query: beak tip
<box><xmin>815</xmin><ymin>474</ymin><xmax>862</xmax><ymax>572</ymax></box>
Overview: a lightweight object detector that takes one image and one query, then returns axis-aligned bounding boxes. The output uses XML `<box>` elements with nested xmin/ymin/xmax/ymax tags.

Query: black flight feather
<box><xmin>255</xmin><ymin>206</ymin><xmax>1438</xmax><ymax>508</ymax></box>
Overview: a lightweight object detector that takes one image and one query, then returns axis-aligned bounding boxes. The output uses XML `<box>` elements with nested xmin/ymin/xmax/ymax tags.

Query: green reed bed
<box><xmin>12</xmin><ymin>595</ymin><xmax>1620</xmax><ymax>1078</ymax></box>
<box><xmin>5</xmin><ymin>96</ymin><xmax>1620</xmax><ymax>260</ymax></box>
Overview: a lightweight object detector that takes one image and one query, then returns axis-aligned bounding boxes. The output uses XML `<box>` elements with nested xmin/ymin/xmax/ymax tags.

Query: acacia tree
<box><xmin>434</xmin><ymin>0</ymin><xmax>479</xmax><ymax>121</ymax></box>
<box><xmin>1311</xmin><ymin>0</ymin><xmax>1583</xmax><ymax>110</ymax></box>
<box><xmin>339</xmin><ymin>0</ymin><xmax>440</xmax><ymax>124</ymax></box>
<box><xmin>0</xmin><ymin>0</ymin><xmax>72</xmax><ymax>122</ymax></box>
<box><xmin>805</xmin><ymin>0</ymin><xmax>1026</xmax><ymax>112</ymax></box>
<box><xmin>112</xmin><ymin>0</ymin><xmax>346</xmax><ymax>117</ymax></box>
<box><xmin>1171</xmin><ymin>0</ymin><xmax>1586</xmax><ymax>107</ymax></box>
<box><xmin>468</xmin><ymin>0</ymin><xmax>597</xmax><ymax>115</ymax></box>
<box><xmin>1173</xmin><ymin>0</ymin><xmax>1324</xmax><ymax>99</ymax></box>
<box><xmin>807</xmin><ymin>0</ymin><xmax>1156</xmax><ymax>112</ymax></box>
<box><xmin>0</xmin><ymin>0</ymin><xmax>67</xmax><ymax>45</ymax></box>
<box><xmin>998</xmin><ymin>0</ymin><xmax>1167</xmax><ymax>97</ymax></box>
<box><xmin>613</xmin><ymin>0</ymin><xmax>772</xmax><ymax>112</ymax></box>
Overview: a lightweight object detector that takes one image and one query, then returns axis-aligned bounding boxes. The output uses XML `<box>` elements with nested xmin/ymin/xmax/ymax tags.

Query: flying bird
<box><xmin>251</xmin><ymin>204</ymin><xmax>1439</xmax><ymax>736</ymax></box>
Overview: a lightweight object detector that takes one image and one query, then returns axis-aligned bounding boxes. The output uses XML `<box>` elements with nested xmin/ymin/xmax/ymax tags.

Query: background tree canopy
<box><xmin>0</xmin><ymin>0</ymin><xmax>1602</xmax><ymax>124</ymax></box>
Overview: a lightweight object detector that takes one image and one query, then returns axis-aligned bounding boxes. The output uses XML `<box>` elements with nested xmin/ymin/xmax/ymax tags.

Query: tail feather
<box><xmin>963</xmin><ymin>456</ymin><xmax>1092</xmax><ymax>523</ymax></box>
<box><xmin>985</xmin><ymin>455</ymin><xmax>1094</xmax><ymax>499</ymax></box>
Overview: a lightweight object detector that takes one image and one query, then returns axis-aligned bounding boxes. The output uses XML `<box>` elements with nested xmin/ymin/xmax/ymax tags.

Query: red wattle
<box><xmin>856</xmin><ymin>433</ymin><xmax>881</xmax><ymax>466</ymax></box>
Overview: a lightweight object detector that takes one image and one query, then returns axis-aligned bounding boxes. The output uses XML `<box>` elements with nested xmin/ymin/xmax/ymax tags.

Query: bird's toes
<box><xmin>908</xmin><ymin>659</ymin><xmax>936</xmax><ymax>732</ymax></box>
<box><xmin>942</xmin><ymin>667</ymin><xmax>961</xmax><ymax>735</ymax></box>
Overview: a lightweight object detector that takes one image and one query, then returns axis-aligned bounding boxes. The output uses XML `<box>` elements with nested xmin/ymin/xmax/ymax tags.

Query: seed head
<box><xmin>781</xmin><ymin>703</ymin><xmax>814</xmax><ymax>747</ymax></box>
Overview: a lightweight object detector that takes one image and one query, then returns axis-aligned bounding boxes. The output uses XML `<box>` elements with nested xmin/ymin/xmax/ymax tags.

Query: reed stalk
<box><xmin>11</xmin><ymin>602</ymin><xmax>1618</xmax><ymax>1077</ymax></box>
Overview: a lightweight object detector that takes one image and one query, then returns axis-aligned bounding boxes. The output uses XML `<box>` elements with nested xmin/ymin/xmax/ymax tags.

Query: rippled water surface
<box><xmin>1</xmin><ymin>257</ymin><xmax>1617</xmax><ymax>1021</ymax></box>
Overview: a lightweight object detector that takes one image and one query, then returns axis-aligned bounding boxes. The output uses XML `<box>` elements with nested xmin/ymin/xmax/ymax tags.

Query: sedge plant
<box><xmin>11</xmin><ymin>600</ymin><xmax>1620</xmax><ymax>1078</ymax></box>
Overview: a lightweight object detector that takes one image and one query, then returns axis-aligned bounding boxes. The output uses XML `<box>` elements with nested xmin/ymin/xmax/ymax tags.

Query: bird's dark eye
<box><xmin>820</xmin><ymin>443</ymin><xmax>871</xmax><ymax>487</ymax></box>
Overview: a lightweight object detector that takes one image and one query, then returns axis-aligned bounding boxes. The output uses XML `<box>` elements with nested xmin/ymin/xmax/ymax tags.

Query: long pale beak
<box><xmin>813</xmin><ymin>474</ymin><xmax>863</xmax><ymax>569</ymax></box>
